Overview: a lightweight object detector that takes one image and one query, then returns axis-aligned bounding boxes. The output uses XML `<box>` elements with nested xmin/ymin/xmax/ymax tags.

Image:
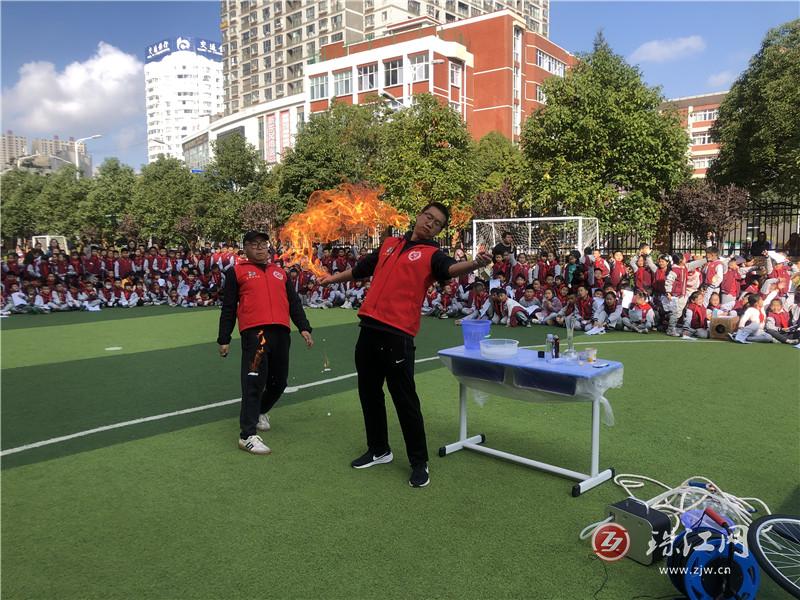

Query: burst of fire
<box><xmin>279</xmin><ymin>183</ymin><xmax>410</xmax><ymax>277</ymax></box>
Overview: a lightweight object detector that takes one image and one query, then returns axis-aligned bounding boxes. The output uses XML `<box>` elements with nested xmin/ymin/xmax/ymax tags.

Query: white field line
<box><xmin>0</xmin><ymin>339</ymin><xmax>694</xmax><ymax>457</ymax></box>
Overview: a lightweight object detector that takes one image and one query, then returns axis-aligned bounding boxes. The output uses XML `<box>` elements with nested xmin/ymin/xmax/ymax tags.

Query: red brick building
<box><xmin>304</xmin><ymin>10</ymin><xmax>575</xmax><ymax>143</ymax></box>
<box><xmin>663</xmin><ymin>91</ymin><xmax>727</xmax><ymax>178</ymax></box>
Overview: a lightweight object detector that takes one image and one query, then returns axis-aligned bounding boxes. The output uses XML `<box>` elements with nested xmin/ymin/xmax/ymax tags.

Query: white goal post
<box><xmin>472</xmin><ymin>217</ymin><xmax>601</xmax><ymax>259</ymax></box>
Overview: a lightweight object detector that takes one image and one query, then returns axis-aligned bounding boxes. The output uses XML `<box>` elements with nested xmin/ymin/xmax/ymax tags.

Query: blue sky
<box><xmin>1</xmin><ymin>1</ymin><xmax>797</xmax><ymax>170</ymax></box>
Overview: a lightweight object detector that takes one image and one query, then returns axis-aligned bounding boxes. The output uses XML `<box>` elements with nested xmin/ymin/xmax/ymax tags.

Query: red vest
<box><xmin>687</xmin><ymin>303</ymin><xmax>707</xmax><ymax>329</ymax></box>
<box><xmin>720</xmin><ymin>269</ymin><xmax>740</xmax><ymax>297</ymax></box>
<box><xmin>670</xmin><ymin>265</ymin><xmax>688</xmax><ymax>297</ymax></box>
<box><xmin>610</xmin><ymin>260</ymin><xmax>627</xmax><ymax>287</ymax></box>
<box><xmin>576</xmin><ymin>296</ymin><xmax>593</xmax><ymax>319</ymax></box>
<box><xmin>772</xmin><ymin>264</ymin><xmax>791</xmax><ymax>294</ymax></box>
<box><xmin>635</xmin><ymin>267</ymin><xmax>652</xmax><ymax>290</ymax></box>
<box><xmin>117</xmin><ymin>258</ymin><xmax>133</xmax><ymax>277</ymax></box>
<box><xmin>653</xmin><ymin>268</ymin><xmax>667</xmax><ymax>294</ymax></box>
<box><xmin>704</xmin><ymin>260</ymin><xmax>722</xmax><ymax>285</ymax></box>
<box><xmin>233</xmin><ymin>261</ymin><xmax>290</xmax><ymax>332</ymax></box>
<box><xmin>768</xmin><ymin>310</ymin><xmax>789</xmax><ymax>329</ymax></box>
<box><xmin>358</xmin><ymin>237</ymin><xmax>438</xmax><ymax>337</ymax></box>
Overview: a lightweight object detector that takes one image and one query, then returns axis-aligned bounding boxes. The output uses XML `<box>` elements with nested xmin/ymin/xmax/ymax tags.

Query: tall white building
<box><xmin>1</xmin><ymin>130</ymin><xmax>28</xmax><ymax>170</ymax></box>
<box><xmin>145</xmin><ymin>36</ymin><xmax>225</xmax><ymax>163</ymax></box>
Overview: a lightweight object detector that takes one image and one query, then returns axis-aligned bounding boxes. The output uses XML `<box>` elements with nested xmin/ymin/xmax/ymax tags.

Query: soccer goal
<box><xmin>472</xmin><ymin>217</ymin><xmax>601</xmax><ymax>258</ymax></box>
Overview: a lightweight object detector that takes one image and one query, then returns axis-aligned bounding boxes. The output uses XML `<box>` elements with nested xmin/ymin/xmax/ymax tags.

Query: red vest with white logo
<box><xmin>358</xmin><ymin>237</ymin><xmax>438</xmax><ymax>336</ymax></box>
<box><xmin>670</xmin><ymin>265</ymin><xmax>688</xmax><ymax>297</ymax></box>
<box><xmin>704</xmin><ymin>260</ymin><xmax>722</xmax><ymax>285</ymax></box>
<box><xmin>653</xmin><ymin>268</ymin><xmax>667</xmax><ymax>294</ymax></box>
<box><xmin>234</xmin><ymin>261</ymin><xmax>290</xmax><ymax>332</ymax></box>
<box><xmin>687</xmin><ymin>302</ymin><xmax>707</xmax><ymax>329</ymax></box>
<box><xmin>720</xmin><ymin>268</ymin><xmax>740</xmax><ymax>297</ymax></box>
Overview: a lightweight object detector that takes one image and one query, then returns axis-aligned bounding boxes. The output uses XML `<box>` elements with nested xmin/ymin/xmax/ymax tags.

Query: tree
<box><xmin>130</xmin><ymin>157</ymin><xmax>200</xmax><ymax>245</ymax></box>
<box><xmin>374</xmin><ymin>93</ymin><xmax>478</xmax><ymax>215</ymax></box>
<box><xmin>708</xmin><ymin>19</ymin><xmax>800</xmax><ymax>201</ymax></box>
<box><xmin>473</xmin><ymin>181</ymin><xmax>515</xmax><ymax>219</ymax></box>
<box><xmin>474</xmin><ymin>131</ymin><xmax>526</xmax><ymax>196</ymax></box>
<box><xmin>205</xmin><ymin>133</ymin><xmax>264</xmax><ymax>192</ymax></box>
<box><xmin>81</xmin><ymin>158</ymin><xmax>136</xmax><ymax>241</ymax></box>
<box><xmin>520</xmin><ymin>33</ymin><xmax>690</xmax><ymax>236</ymax></box>
<box><xmin>0</xmin><ymin>170</ymin><xmax>46</xmax><ymax>241</ymax></box>
<box><xmin>279</xmin><ymin>101</ymin><xmax>385</xmax><ymax>209</ymax></box>
<box><xmin>662</xmin><ymin>180</ymin><xmax>750</xmax><ymax>242</ymax></box>
<box><xmin>33</xmin><ymin>165</ymin><xmax>90</xmax><ymax>239</ymax></box>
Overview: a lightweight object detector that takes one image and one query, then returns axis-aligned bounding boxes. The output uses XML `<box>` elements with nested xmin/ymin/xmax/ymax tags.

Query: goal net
<box><xmin>472</xmin><ymin>217</ymin><xmax>600</xmax><ymax>258</ymax></box>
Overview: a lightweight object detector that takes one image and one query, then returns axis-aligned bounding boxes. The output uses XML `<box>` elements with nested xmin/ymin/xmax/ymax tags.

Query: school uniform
<box><xmin>623</xmin><ymin>302</ymin><xmax>654</xmax><ymax>333</ymax></box>
<box><xmin>682</xmin><ymin>302</ymin><xmax>709</xmax><ymax>338</ymax></box>
<box><xmin>702</xmin><ymin>259</ymin><xmax>724</xmax><ymax>305</ymax></box>
<box><xmin>735</xmin><ymin>306</ymin><xmax>774</xmax><ymax>343</ymax></box>
<box><xmin>665</xmin><ymin>264</ymin><xmax>689</xmax><ymax>335</ymax></box>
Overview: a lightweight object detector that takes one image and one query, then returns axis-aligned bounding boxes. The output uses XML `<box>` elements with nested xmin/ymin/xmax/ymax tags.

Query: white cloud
<box><xmin>2</xmin><ymin>42</ymin><xmax>143</xmax><ymax>137</ymax></box>
<box><xmin>707</xmin><ymin>70</ymin><xmax>735</xmax><ymax>89</ymax></box>
<box><xmin>114</xmin><ymin>124</ymin><xmax>142</xmax><ymax>154</ymax></box>
<box><xmin>629</xmin><ymin>36</ymin><xmax>706</xmax><ymax>63</ymax></box>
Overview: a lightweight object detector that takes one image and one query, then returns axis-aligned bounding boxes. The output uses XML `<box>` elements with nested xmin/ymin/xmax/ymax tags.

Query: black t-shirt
<box><xmin>351</xmin><ymin>232</ymin><xmax>456</xmax><ymax>337</ymax></box>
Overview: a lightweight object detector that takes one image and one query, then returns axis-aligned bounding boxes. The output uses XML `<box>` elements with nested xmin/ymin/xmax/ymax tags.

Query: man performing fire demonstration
<box><xmin>320</xmin><ymin>202</ymin><xmax>492</xmax><ymax>488</ymax></box>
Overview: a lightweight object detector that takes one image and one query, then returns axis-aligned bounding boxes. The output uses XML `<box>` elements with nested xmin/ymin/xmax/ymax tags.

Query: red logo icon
<box><xmin>591</xmin><ymin>523</ymin><xmax>630</xmax><ymax>562</ymax></box>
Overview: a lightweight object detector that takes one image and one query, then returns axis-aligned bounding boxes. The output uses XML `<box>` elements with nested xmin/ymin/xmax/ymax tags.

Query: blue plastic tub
<box><xmin>461</xmin><ymin>319</ymin><xmax>491</xmax><ymax>350</ymax></box>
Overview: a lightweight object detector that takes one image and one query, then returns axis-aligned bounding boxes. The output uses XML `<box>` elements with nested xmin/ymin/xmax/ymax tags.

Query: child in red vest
<box><xmin>765</xmin><ymin>298</ymin><xmax>798</xmax><ymax>344</ymax></box>
<box><xmin>622</xmin><ymin>291</ymin><xmax>655</xmax><ymax>334</ymax></box>
<box><xmin>682</xmin><ymin>291</ymin><xmax>709</xmax><ymax>338</ymax></box>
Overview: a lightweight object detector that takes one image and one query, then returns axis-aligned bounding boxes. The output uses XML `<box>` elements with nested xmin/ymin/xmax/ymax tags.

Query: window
<box><xmin>358</xmin><ymin>63</ymin><xmax>377</xmax><ymax>91</ymax></box>
<box><xmin>513</xmin><ymin>66</ymin><xmax>520</xmax><ymax>98</ymax></box>
<box><xmin>307</xmin><ymin>24</ymin><xmax>316</xmax><ymax>36</ymax></box>
<box><xmin>449</xmin><ymin>62</ymin><xmax>462</xmax><ymax>87</ymax></box>
<box><xmin>288</xmin><ymin>30</ymin><xmax>301</xmax><ymax>44</ymax></box>
<box><xmin>263</xmin><ymin>23</ymin><xmax>271</xmax><ymax>35</ymax></box>
<box><xmin>536</xmin><ymin>84</ymin><xmax>547</xmax><ymax>104</ymax></box>
<box><xmin>263</xmin><ymin>40</ymin><xmax>272</xmax><ymax>53</ymax></box>
<box><xmin>536</xmin><ymin>50</ymin><xmax>565</xmax><ymax>76</ymax></box>
<box><xmin>692</xmin><ymin>132</ymin><xmax>714</xmax><ymax>145</ymax></box>
<box><xmin>411</xmin><ymin>54</ymin><xmax>429</xmax><ymax>81</ymax></box>
<box><xmin>310</xmin><ymin>74</ymin><xmax>328</xmax><ymax>100</ymax></box>
<box><xmin>384</xmin><ymin>59</ymin><xmax>402</xmax><ymax>87</ymax></box>
<box><xmin>691</xmin><ymin>109</ymin><xmax>719</xmax><ymax>122</ymax></box>
<box><xmin>692</xmin><ymin>157</ymin><xmax>715</xmax><ymax>169</ymax></box>
<box><xmin>334</xmin><ymin>70</ymin><xmax>352</xmax><ymax>96</ymax></box>
<box><xmin>306</xmin><ymin>6</ymin><xmax>315</xmax><ymax>18</ymax></box>
<box><xmin>319</xmin><ymin>17</ymin><xmax>328</xmax><ymax>30</ymax></box>
<box><xmin>449</xmin><ymin>100</ymin><xmax>460</xmax><ymax>113</ymax></box>
<box><xmin>331</xmin><ymin>14</ymin><xmax>342</xmax><ymax>30</ymax></box>
<box><xmin>408</xmin><ymin>0</ymin><xmax>421</xmax><ymax>15</ymax></box>
<box><xmin>513</xmin><ymin>27</ymin><xmax>522</xmax><ymax>63</ymax></box>
<box><xmin>365</xmin><ymin>14</ymin><xmax>374</xmax><ymax>27</ymax></box>
<box><xmin>262</xmin><ymin>7</ymin><xmax>271</xmax><ymax>20</ymax></box>
<box><xmin>331</xmin><ymin>32</ymin><xmax>343</xmax><ymax>42</ymax></box>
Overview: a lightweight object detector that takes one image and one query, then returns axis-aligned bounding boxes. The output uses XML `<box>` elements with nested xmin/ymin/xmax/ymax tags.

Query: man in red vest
<box><xmin>217</xmin><ymin>230</ymin><xmax>314</xmax><ymax>455</ymax></box>
<box><xmin>320</xmin><ymin>203</ymin><xmax>492</xmax><ymax>488</ymax></box>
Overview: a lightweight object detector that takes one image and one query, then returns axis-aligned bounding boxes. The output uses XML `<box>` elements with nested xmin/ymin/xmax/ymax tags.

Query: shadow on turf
<box><xmin>1</xmin><ymin>322</ymin><xmax>449</xmax><ymax>470</ymax></box>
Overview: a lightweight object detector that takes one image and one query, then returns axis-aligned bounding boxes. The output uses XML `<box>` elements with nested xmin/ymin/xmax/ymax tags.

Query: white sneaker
<box><xmin>342</xmin><ymin>301</ymin><xmax>352</xmax><ymax>309</ymax></box>
<box><xmin>238</xmin><ymin>434</ymin><xmax>271</xmax><ymax>455</ymax></box>
<box><xmin>257</xmin><ymin>413</ymin><xmax>271</xmax><ymax>431</ymax></box>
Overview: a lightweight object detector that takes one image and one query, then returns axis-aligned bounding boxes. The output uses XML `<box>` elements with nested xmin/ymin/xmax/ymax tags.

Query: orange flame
<box><xmin>278</xmin><ymin>184</ymin><xmax>410</xmax><ymax>277</ymax></box>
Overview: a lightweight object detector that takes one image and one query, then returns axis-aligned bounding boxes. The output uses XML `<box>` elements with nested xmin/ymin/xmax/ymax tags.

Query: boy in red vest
<box><xmin>318</xmin><ymin>203</ymin><xmax>491</xmax><ymax>488</ymax></box>
<box><xmin>765</xmin><ymin>298</ymin><xmax>799</xmax><ymax>345</ymax></box>
<box><xmin>217</xmin><ymin>230</ymin><xmax>314</xmax><ymax>455</ymax></box>
<box><xmin>702</xmin><ymin>246</ymin><xmax>725</xmax><ymax>305</ymax></box>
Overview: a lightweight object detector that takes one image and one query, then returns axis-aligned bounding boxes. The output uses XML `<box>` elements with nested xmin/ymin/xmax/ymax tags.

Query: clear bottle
<box><xmin>545</xmin><ymin>334</ymin><xmax>553</xmax><ymax>359</ymax></box>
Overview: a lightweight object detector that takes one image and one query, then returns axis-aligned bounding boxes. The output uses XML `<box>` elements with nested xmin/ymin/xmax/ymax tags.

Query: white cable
<box><xmin>579</xmin><ymin>473</ymin><xmax>772</xmax><ymax>542</ymax></box>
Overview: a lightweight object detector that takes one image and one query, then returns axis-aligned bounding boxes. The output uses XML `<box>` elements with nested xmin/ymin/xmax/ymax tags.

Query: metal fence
<box><xmin>601</xmin><ymin>201</ymin><xmax>800</xmax><ymax>256</ymax></box>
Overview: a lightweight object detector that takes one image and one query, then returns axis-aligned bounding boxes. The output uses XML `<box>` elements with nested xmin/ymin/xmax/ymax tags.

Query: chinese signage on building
<box><xmin>145</xmin><ymin>37</ymin><xmax>223</xmax><ymax>63</ymax></box>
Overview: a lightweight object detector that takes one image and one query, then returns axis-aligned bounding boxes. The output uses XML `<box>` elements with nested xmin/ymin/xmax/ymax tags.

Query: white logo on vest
<box><xmin>408</xmin><ymin>250</ymin><xmax>422</xmax><ymax>262</ymax></box>
<box><xmin>385</xmin><ymin>246</ymin><xmax>395</xmax><ymax>255</ymax></box>
<box><xmin>272</xmin><ymin>270</ymin><xmax>284</xmax><ymax>280</ymax></box>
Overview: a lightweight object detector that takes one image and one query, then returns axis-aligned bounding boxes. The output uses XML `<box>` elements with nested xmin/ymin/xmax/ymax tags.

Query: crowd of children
<box><xmin>4</xmin><ymin>236</ymin><xmax>799</xmax><ymax>347</ymax></box>
<box><xmin>0</xmin><ymin>239</ymin><xmax>374</xmax><ymax>316</ymax></box>
<box><xmin>424</xmin><ymin>238</ymin><xmax>800</xmax><ymax>346</ymax></box>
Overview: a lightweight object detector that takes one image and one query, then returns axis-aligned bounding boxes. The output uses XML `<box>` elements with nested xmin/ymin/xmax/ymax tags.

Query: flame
<box><xmin>278</xmin><ymin>184</ymin><xmax>410</xmax><ymax>277</ymax></box>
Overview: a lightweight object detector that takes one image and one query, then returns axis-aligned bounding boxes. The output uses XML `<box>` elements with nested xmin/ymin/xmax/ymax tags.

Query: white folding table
<box><xmin>437</xmin><ymin>346</ymin><xmax>624</xmax><ymax>496</ymax></box>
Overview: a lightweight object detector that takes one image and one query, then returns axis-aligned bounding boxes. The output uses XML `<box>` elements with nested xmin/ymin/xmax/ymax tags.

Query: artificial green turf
<box><xmin>2</xmin><ymin>309</ymin><xmax>799</xmax><ymax>599</ymax></box>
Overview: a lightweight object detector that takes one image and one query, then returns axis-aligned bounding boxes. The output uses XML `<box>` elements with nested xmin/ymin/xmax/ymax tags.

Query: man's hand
<box><xmin>301</xmin><ymin>331</ymin><xmax>314</xmax><ymax>348</ymax></box>
<box><xmin>474</xmin><ymin>252</ymin><xmax>493</xmax><ymax>268</ymax></box>
<box><xmin>219</xmin><ymin>344</ymin><xmax>229</xmax><ymax>358</ymax></box>
<box><xmin>317</xmin><ymin>275</ymin><xmax>333</xmax><ymax>286</ymax></box>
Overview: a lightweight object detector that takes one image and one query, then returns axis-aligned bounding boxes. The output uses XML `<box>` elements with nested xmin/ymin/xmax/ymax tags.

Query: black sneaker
<box><xmin>351</xmin><ymin>449</ymin><xmax>393</xmax><ymax>469</ymax></box>
<box><xmin>409</xmin><ymin>463</ymin><xmax>430</xmax><ymax>488</ymax></box>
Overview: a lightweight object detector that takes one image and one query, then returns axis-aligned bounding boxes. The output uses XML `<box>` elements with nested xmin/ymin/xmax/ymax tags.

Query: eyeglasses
<box><xmin>420</xmin><ymin>211</ymin><xmax>445</xmax><ymax>229</ymax></box>
<box><xmin>246</xmin><ymin>241</ymin><xmax>269</xmax><ymax>249</ymax></box>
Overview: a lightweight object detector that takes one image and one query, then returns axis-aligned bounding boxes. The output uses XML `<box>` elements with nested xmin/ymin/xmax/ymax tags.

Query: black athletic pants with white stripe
<box><xmin>354</xmin><ymin>326</ymin><xmax>429</xmax><ymax>466</ymax></box>
<box><xmin>240</xmin><ymin>325</ymin><xmax>290</xmax><ymax>439</ymax></box>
